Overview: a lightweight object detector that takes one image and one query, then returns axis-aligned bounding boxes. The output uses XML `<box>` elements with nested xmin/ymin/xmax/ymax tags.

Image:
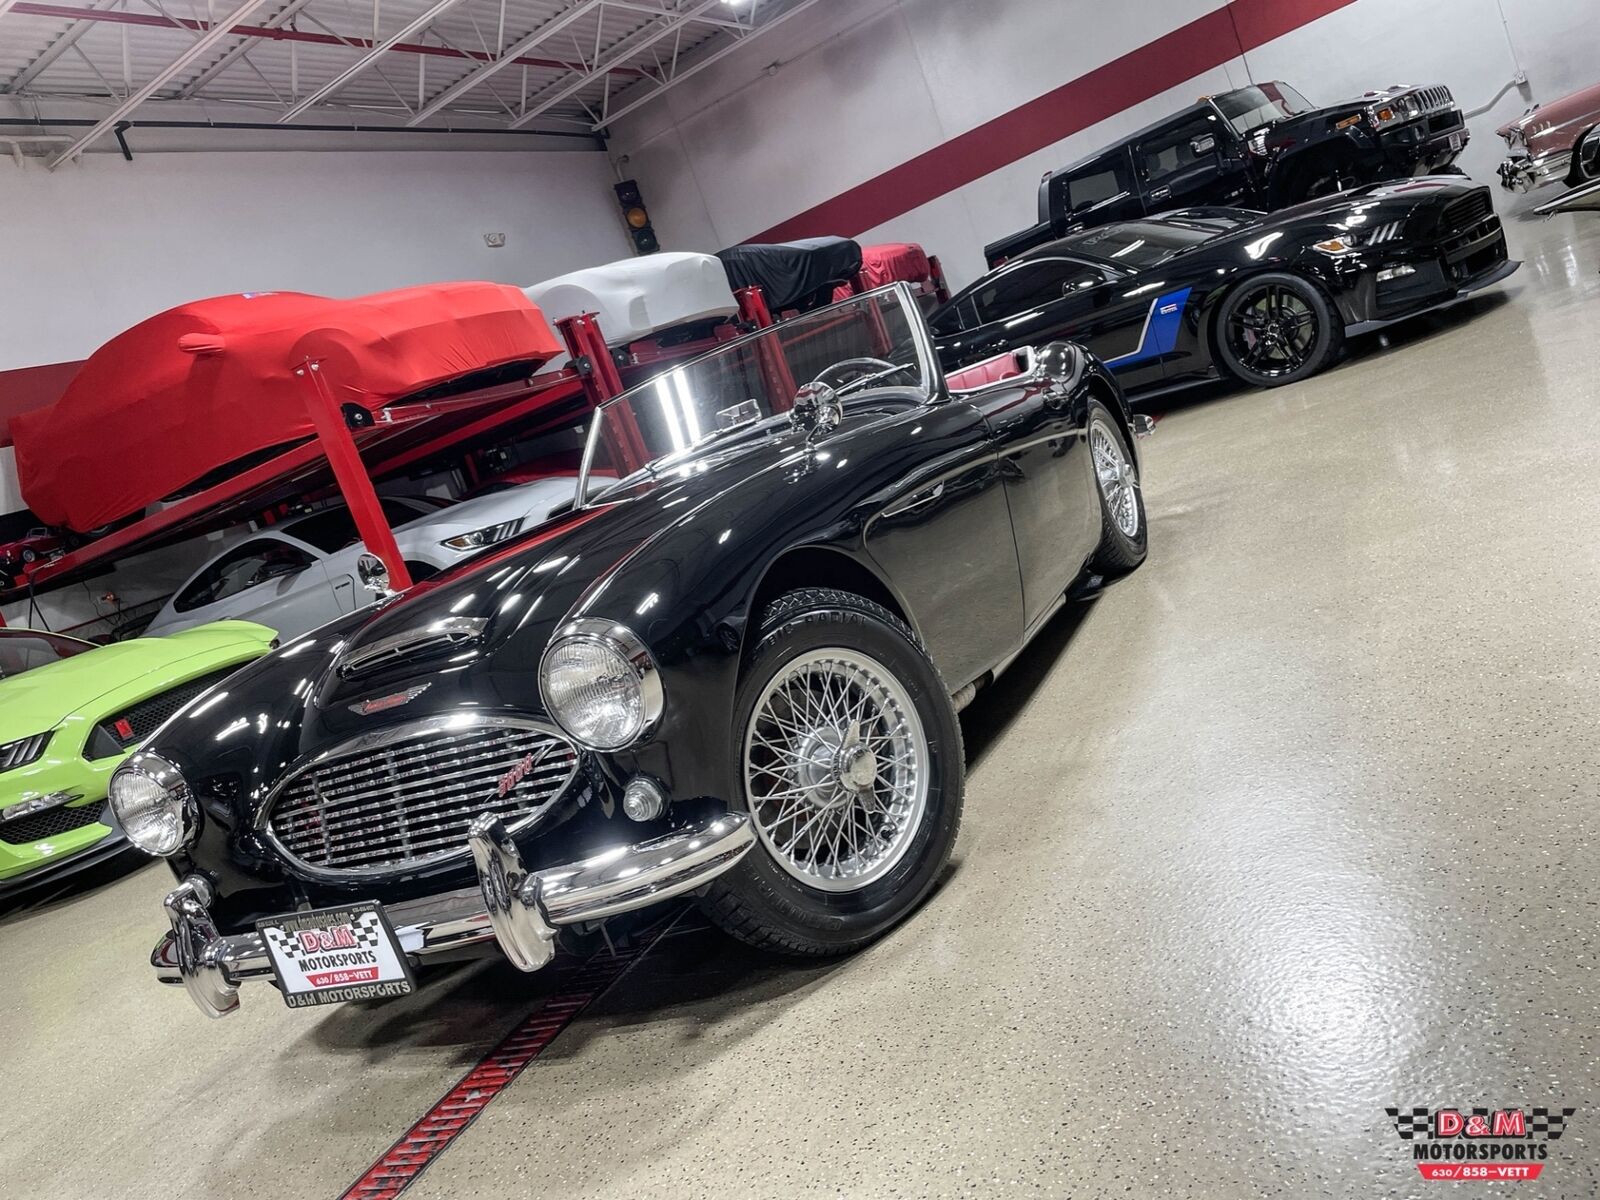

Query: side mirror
<box><xmin>790</xmin><ymin>382</ymin><xmax>842</xmax><ymax>441</ymax></box>
<box><xmin>356</xmin><ymin>553</ymin><xmax>393</xmax><ymax>598</ymax></box>
<box><xmin>1190</xmin><ymin>134</ymin><xmax>1218</xmax><ymax>156</ymax></box>
<box><xmin>1035</xmin><ymin>342</ymin><xmax>1085</xmax><ymax>411</ymax></box>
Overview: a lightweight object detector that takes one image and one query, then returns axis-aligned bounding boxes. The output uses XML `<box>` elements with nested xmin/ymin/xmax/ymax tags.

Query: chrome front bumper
<box><xmin>152</xmin><ymin>810</ymin><xmax>754</xmax><ymax>1018</ymax></box>
<box><xmin>1499</xmin><ymin>150</ymin><xmax>1571</xmax><ymax>193</ymax></box>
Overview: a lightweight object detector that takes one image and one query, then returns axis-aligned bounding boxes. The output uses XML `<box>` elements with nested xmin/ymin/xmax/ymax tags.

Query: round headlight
<box><xmin>539</xmin><ymin>620</ymin><xmax>663</xmax><ymax>751</ymax></box>
<box><xmin>108</xmin><ymin>753</ymin><xmax>195</xmax><ymax>857</ymax></box>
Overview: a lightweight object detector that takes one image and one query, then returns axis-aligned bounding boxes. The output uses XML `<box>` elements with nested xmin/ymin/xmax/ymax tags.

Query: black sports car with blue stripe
<box><xmin>932</xmin><ymin>177</ymin><xmax>1518</xmax><ymax>397</ymax></box>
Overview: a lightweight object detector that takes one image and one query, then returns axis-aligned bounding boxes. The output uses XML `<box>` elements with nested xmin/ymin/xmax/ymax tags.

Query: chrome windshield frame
<box><xmin>576</xmin><ymin>283</ymin><xmax>938</xmax><ymax>507</ymax></box>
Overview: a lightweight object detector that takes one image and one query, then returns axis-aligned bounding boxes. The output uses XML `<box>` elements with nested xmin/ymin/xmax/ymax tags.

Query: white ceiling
<box><xmin>0</xmin><ymin>0</ymin><xmax>821</xmax><ymax>164</ymax></box>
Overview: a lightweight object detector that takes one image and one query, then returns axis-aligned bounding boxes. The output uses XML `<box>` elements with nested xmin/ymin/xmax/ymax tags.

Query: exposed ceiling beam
<box><xmin>603</xmin><ymin>0</ymin><xmax>745</xmax><ymax>31</ymax></box>
<box><xmin>177</xmin><ymin>0</ymin><xmax>317</xmax><ymax>99</ymax></box>
<box><xmin>4</xmin><ymin>3</ymin><xmax>649</xmax><ymax>87</ymax></box>
<box><xmin>596</xmin><ymin>0</ymin><xmax>824</xmax><ymax>130</ymax></box>
<box><xmin>3</xmin><ymin>0</ymin><xmax>121</xmax><ymax>93</ymax></box>
<box><xmin>46</xmin><ymin>0</ymin><xmax>279</xmax><ymax>166</ymax></box>
<box><xmin>276</xmin><ymin>0</ymin><xmax>471</xmax><ymax>122</ymax></box>
<box><xmin>405</xmin><ymin>0</ymin><xmax>601</xmax><ymax>127</ymax></box>
<box><xmin>509</xmin><ymin>0</ymin><xmax>719</xmax><ymax>129</ymax></box>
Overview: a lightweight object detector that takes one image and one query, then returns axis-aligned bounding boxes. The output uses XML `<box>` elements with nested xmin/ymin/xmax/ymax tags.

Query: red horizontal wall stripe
<box><xmin>748</xmin><ymin>0</ymin><xmax>1361</xmax><ymax>244</ymax></box>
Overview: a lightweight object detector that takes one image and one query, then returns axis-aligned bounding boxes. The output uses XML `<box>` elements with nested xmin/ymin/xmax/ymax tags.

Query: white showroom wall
<box><xmin>0</xmin><ymin>146</ymin><xmax>632</xmax><ymax>630</ymax></box>
<box><xmin>0</xmin><ymin>147</ymin><xmax>631</xmax><ymax>371</ymax></box>
<box><xmin>610</xmin><ymin>0</ymin><xmax>1592</xmax><ymax>289</ymax></box>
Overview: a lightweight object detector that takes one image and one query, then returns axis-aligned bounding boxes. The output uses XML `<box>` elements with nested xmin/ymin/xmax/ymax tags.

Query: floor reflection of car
<box><xmin>114</xmin><ymin>284</ymin><xmax>1153</xmax><ymax>1020</ymax></box>
<box><xmin>145</xmin><ymin>483</ymin><xmax>578</xmax><ymax>640</ymax></box>
<box><xmin>0</xmin><ymin>622</ymin><xmax>273</xmax><ymax>893</ymax></box>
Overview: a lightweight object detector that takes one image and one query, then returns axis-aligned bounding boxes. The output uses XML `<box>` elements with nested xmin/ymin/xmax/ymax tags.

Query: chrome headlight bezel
<box><xmin>538</xmin><ymin>619</ymin><xmax>664</xmax><ymax>752</ymax></box>
<box><xmin>108</xmin><ymin>751</ymin><xmax>197</xmax><ymax>857</ymax></box>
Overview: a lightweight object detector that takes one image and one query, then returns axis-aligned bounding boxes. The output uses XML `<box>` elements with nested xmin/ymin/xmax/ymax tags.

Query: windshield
<box><xmin>577</xmin><ymin>286</ymin><xmax>931</xmax><ymax>504</ymax></box>
<box><xmin>0</xmin><ymin>631</ymin><xmax>94</xmax><ymax>679</ymax></box>
<box><xmin>1215</xmin><ymin>82</ymin><xmax>1314</xmax><ymax>136</ymax></box>
<box><xmin>1068</xmin><ymin>219</ymin><xmax>1232</xmax><ymax>268</ymax></box>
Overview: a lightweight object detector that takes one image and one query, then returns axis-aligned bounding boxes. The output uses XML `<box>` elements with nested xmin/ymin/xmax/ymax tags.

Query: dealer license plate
<box><xmin>257</xmin><ymin>901</ymin><xmax>415</xmax><ymax>1009</ymax></box>
<box><xmin>1449</xmin><ymin>132</ymin><xmax>1463</xmax><ymax>151</ymax></box>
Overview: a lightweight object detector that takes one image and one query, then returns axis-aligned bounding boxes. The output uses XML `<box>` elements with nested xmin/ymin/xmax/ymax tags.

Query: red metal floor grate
<box><xmin>337</xmin><ymin>936</ymin><xmax>661</xmax><ymax>1200</ymax></box>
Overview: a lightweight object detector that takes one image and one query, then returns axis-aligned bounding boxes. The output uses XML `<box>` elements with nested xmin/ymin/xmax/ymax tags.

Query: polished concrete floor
<box><xmin>4</xmin><ymin>200</ymin><xmax>1600</xmax><ymax>1200</ymax></box>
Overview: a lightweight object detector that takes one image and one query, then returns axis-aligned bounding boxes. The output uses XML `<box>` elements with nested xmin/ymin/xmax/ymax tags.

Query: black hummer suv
<box><xmin>986</xmin><ymin>81</ymin><xmax>1468</xmax><ymax>266</ymax></box>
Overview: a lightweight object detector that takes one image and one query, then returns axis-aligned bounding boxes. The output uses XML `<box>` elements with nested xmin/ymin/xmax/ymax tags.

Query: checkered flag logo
<box><xmin>1386</xmin><ymin>1107</ymin><xmax>1432</xmax><ymax>1140</ymax></box>
<box><xmin>1528</xmin><ymin>1107</ymin><xmax>1575</xmax><ymax>1141</ymax></box>
<box><xmin>263</xmin><ymin>911</ymin><xmax>385</xmax><ymax>972</ymax></box>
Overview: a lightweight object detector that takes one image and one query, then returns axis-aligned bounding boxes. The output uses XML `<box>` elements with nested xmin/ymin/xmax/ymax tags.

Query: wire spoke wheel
<box><xmin>744</xmin><ymin>648</ymin><xmax>929</xmax><ymax>893</ymax></box>
<box><xmin>1226</xmin><ymin>283</ymin><xmax>1319</xmax><ymax>379</ymax></box>
<box><xmin>1091</xmin><ymin>418</ymin><xmax>1140</xmax><ymax>539</ymax></box>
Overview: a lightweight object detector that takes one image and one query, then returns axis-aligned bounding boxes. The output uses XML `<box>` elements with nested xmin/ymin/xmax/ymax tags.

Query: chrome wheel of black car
<box><xmin>744</xmin><ymin>648</ymin><xmax>929</xmax><ymax>892</ymax></box>
<box><xmin>703</xmin><ymin>588</ymin><xmax>963</xmax><ymax>957</ymax></box>
<box><xmin>1090</xmin><ymin>417</ymin><xmax>1140</xmax><ymax>540</ymax></box>
<box><xmin>1216</xmin><ymin>272</ymin><xmax>1342</xmax><ymax>389</ymax></box>
<box><xmin>1576</xmin><ymin>128</ymin><xmax>1600</xmax><ymax>183</ymax></box>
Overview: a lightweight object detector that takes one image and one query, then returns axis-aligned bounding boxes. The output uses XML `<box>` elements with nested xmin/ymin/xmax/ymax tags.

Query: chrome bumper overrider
<box><xmin>1499</xmin><ymin>151</ymin><xmax>1571</xmax><ymax>193</ymax></box>
<box><xmin>152</xmin><ymin>811</ymin><xmax>754</xmax><ymax>1018</ymax></box>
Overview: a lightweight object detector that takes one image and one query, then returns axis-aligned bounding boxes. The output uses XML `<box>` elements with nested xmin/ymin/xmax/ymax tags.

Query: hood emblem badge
<box><xmin>349</xmin><ymin>683</ymin><xmax>432</xmax><ymax>716</ymax></box>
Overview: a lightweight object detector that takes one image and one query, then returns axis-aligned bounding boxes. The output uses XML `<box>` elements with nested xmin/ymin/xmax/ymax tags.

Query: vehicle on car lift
<box><xmin>937</xmin><ymin>178</ymin><xmax>1518</xmax><ymax>395</ymax></box>
<box><xmin>112</xmin><ymin>284</ymin><xmax>1151</xmax><ymax>1018</ymax></box>
<box><xmin>0</xmin><ymin>622</ymin><xmax>273</xmax><ymax>893</ymax></box>
<box><xmin>1497</xmin><ymin>80</ymin><xmax>1600</xmax><ymax>193</ymax></box>
<box><xmin>985</xmin><ymin>81</ymin><xmax>1468</xmax><ymax>266</ymax></box>
<box><xmin>144</xmin><ymin>483</ymin><xmax>579</xmax><ymax>641</ymax></box>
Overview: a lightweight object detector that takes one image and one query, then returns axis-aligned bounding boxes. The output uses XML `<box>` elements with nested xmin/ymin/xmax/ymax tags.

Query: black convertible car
<box><xmin>937</xmin><ymin>178</ymin><xmax>1519</xmax><ymax>396</ymax></box>
<box><xmin>112</xmin><ymin>285</ymin><xmax>1150</xmax><ymax>1018</ymax></box>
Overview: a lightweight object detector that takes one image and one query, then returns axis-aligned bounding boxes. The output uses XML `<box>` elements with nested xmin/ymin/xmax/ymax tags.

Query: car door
<box><xmin>861</xmin><ymin>398</ymin><xmax>1024</xmax><ymax>691</ymax></box>
<box><xmin>942</xmin><ymin>257</ymin><xmax>1169</xmax><ymax>393</ymax></box>
<box><xmin>970</xmin><ymin>364</ymin><xmax>1100</xmax><ymax>630</ymax></box>
<box><xmin>1047</xmin><ymin>149</ymin><xmax>1145</xmax><ymax>231</ymax></box>
<box><xmin>1135</xmin><ymin>108</ymin><xmax>1252</xmax><ymax>212</ymax></box>
<box><xmin>159</xmin><ymin>535</ymin><xmax>334</xmax><ymax>637</ymax></box>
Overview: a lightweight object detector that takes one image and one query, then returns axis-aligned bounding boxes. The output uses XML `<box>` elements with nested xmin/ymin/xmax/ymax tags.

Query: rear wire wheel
<box><xmin>1215</xmin><ymin>272</ymin><xmax>1342</xmax><ymax>388</ymax></box>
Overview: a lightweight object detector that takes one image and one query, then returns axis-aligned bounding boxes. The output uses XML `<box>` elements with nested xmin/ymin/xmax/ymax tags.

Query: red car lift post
<box><xmin>735</xmin><ymin>286</ymin><xmax>796</xmax><ymax>412</ymax></box>
<box><xmin>295</xmin><ymin>359</ymin><xmax>414</xmax><ymax>592</ymax></box>
<box><xmin>555</xmin><ymin>312</ymin><xmax>648</xmax><ymax>475</ymax></box>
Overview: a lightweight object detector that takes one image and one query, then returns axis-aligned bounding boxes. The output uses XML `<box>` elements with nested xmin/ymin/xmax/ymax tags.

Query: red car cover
<box><xmin>14</xmin><ymin>283</ymin><xmax>563</xmax><ymax>533</ymax></box>
<box><xmin>833</xmin><ymin>242</ymin><xmax>933</xmax><ymax>302</ymax></box>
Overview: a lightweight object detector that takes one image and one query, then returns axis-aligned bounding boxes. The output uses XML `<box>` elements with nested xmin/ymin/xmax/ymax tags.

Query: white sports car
<box><xmin>145</xmin><ymin>480</ymin><xmax>576</xmax><ymax>640</ymax></box>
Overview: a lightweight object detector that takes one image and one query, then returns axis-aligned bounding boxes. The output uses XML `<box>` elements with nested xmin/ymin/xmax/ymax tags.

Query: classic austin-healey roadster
<box><xmin>111</xmin><ymin>283</ymin><xmax>1149</xmax><ymax>1017</ymax></box>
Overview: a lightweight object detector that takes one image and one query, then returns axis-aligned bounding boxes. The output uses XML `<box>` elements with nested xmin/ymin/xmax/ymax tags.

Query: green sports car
<box><xmin>0</xmin><ymin>620</ymin><xmax>275</xmax><ymax>892</ymax></box>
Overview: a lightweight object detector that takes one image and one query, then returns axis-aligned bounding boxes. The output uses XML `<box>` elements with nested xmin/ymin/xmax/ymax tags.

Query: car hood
<box><xmin>1170</xmin><ymin>177</ymin><xmax>1485</xmax><ymax>258</ymax></box>
<box><xmin>0</xmin><ymin>620</ymin><xmax>275</xmax><ymax>741</ymax></box>
<box><xmin>140</xmin><ymin>420</ymin><xmax>821</xmax><ymax>812</ymax></box>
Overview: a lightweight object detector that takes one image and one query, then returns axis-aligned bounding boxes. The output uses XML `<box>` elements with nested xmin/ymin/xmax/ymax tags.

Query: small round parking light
<box><xmin>622</xmin><ymin>777</ymin><xmax>667</xmax><ymax>822</ymax></box>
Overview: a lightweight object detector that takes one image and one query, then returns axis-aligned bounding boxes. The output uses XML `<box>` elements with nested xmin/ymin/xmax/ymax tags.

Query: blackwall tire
<box><xmin>1087</xmin><ymin>399</ymin><xmax>1148</xmax><ymax>576</ymax></box>
<box><xmin>701</xmin><ymin>588</ymin><xmax>963</xmax><ymax>957</ymax></box>
<box><xmin>1215</xmin><ymin>272</ymin><xmax>1343</xmax><ymax>389</ymax></box>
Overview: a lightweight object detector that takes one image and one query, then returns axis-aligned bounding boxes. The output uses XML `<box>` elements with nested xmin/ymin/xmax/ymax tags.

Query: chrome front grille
<box><xmin>264</xmin><ymin>717</ymin><xmax>579</xmax><ymax>877</ymax></box>
<box><xmin>1410</xmin><ymin>85</ymin><xmax>1452</xmax><ymax>113</ymax></box>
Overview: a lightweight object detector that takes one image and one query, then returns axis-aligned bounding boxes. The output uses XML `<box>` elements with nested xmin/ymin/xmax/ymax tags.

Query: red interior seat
<box><xmin>945</xmin><ymin>350</ymin><xmax>1027</xmax><ymax>392</ymax></box>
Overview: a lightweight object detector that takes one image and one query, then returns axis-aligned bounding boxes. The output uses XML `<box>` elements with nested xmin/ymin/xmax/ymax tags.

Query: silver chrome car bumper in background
<box><xmin>152</xmin><ymin>810</ymin><xmax>754</xmax><ymax>1017</ymax></box>
<box><xmin>1498</xmin><ymin>150</ymin><xmax>1571</xmax><ymax>193</ymax></box>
